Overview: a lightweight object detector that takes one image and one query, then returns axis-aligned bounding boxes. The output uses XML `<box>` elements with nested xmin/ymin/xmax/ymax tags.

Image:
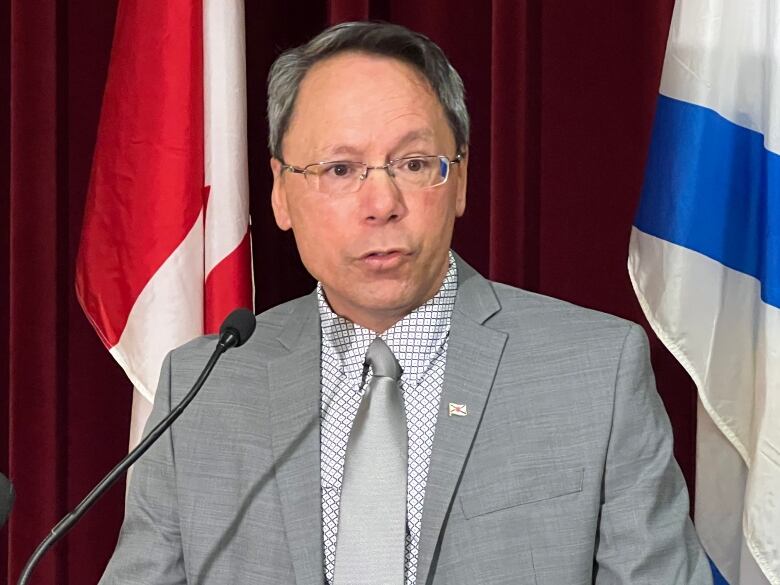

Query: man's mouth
<box><xmin>360</xmin><ymin>249</ymin><xmax>410</xmax><ymax>267</ymax></box>
<box><xmin>362</xmin><ymin>248</ymin><xmax>408</xmax><ymax>258</ymax></box>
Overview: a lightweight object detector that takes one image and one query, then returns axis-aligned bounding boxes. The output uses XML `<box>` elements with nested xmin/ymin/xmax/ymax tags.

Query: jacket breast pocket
<box><xmin>458</xmin><ymin>466</ymin><xmax>584</xmax><ymax>519</ymax></box>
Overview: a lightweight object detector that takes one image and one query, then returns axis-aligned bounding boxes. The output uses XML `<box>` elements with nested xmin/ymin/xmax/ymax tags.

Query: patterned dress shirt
<box><xmin>318</xmin><ymin>252</ymin><xmax>457</xmax><ymax>585</ymax></box>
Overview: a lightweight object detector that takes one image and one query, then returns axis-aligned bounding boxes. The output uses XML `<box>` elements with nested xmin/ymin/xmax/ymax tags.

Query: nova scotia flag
<box><xmin>628</xmin><ymin>1</ymin><xmax>779</xmax><ymax>584</ymax></box>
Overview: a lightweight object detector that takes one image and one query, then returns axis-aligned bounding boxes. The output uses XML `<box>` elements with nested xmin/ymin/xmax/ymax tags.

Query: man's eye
<box><xmin>324</xmin><ymin>163</ymin><xmax>354</xmax><ymax>177</ymax></box>
<box><xmin>401</xmin><ymin>158</ymin><xmax>429</xmax><ymax>172</ymax></box>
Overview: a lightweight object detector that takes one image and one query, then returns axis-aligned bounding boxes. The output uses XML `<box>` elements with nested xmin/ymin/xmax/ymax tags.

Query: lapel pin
<box><xmin>448</xmin><ymin>403</ymin><xmax>468</xmax><ymax>417</ymax></box>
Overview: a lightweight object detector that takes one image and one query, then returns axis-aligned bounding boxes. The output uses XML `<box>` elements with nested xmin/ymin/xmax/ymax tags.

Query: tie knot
<box><xmin>365</xmin><ymin>337</ymin><xmax>402</xmax><ymax>380</ymax></box>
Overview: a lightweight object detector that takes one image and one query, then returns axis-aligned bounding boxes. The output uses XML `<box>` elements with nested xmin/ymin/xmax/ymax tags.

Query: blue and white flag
<box><xmin>628</xmin><ymin>1</ymin><xmax>779</xmax><ymax>584</ymax></box>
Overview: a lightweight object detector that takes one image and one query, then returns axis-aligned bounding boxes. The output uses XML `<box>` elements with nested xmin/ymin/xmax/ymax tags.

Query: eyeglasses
<box><xmin>280</xmin><ymin>154</ymin><xmax>462</xmax><ymax>195</ymax></box>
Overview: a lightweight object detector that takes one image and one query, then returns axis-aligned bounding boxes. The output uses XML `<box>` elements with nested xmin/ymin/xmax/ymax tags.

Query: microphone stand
<box><xmin>16</xmin><ymin>331</ymin><xmax>241</xmax><ymax>585</ymax></box>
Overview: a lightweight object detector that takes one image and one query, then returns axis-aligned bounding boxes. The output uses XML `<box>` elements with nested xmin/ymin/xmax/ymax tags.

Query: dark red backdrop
<box><xmin>2</xmin><ymin>1</ymin><xmax>694</xmax><ymax>583</ymax></box>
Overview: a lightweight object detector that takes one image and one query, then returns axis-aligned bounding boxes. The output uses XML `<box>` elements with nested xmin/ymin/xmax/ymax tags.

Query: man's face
<box><xmin>271</xmin><ymin>52</ymin><xmax>467</xmax><ymax>332</ymax></box>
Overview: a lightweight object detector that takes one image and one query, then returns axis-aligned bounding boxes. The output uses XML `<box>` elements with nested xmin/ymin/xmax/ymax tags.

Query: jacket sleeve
<box><xmin>99</xmin><ymin>352</ymin><xmax>188</xmax><ymax>585</ymax></box>
<box><xmin>594</xmin><ymin>324</ymin><xmax>712</xmax><ymax>584</ymax></box>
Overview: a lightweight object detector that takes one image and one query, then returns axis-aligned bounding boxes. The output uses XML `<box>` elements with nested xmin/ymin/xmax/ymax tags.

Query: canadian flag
<box><xmin>76</xmin><ymin>0</ymin><xmax>253</xmax><ymax>445</ymax></box>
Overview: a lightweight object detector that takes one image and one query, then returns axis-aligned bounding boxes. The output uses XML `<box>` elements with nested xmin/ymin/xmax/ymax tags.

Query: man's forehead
<box><xmin>317</xmin><ymin>129</ymin><xmax>437</xmax><ymax>157</ymax></box>
<box><xmin>284</xmin><ymin>53</ymin><xmax>452</xmax><ymax>157</ymax></box>
<box><xmin>304</xmin><ymin>50</ymin><xmax>430</xmax><ymax>85</ymax></box>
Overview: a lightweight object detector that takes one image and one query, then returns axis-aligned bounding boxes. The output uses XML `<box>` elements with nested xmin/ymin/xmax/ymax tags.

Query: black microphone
<box><xmin>218</xmin><ymin>307</ymin><xmax>257</xmax><ymax>351</ymax></box>
<box><xmin>16</xmin><ymin>308</ymin><xmax>256</xmax><ymax>585</ymax></box>
<box><xmin>0</xmin><ymin>473</ymin><xmax>14</xmax><ymax>528</ymax></box>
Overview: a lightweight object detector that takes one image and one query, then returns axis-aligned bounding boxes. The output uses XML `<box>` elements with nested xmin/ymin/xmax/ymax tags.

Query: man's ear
<box><xmin>270</xmin><ymin>158</ymin><xmax>292</xmax><ymax>231</ymax></box>
<box><xmin>454</xmin><ymin>152</ymin><xmax>468</xmax><ymax>217</ymax></box>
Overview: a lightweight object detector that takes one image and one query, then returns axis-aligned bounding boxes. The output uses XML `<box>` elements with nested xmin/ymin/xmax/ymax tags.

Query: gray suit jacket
<box><xmin>100</xmin><ymin>258</ymin><xmax>712</xmax><ymax>584</ymax></box>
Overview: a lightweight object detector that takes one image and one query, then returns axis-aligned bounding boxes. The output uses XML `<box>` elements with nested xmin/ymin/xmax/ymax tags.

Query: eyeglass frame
<box><xmin>278</xmin><ymin>153</ymin><xmax>464</xmax><ymax>194</ymax></box>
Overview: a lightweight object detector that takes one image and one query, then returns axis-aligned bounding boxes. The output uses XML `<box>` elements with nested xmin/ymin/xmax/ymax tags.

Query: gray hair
<box><xmin>266</xmin><ymin>21</ymin><xmax>469</xmax><ymax>160</ymax></box>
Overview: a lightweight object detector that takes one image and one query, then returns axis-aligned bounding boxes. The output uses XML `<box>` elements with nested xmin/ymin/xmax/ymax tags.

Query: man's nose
<box><xmin>359</xmin><ymin>168</ymin><xmax>408</xmax><ymax>223</ymax></box>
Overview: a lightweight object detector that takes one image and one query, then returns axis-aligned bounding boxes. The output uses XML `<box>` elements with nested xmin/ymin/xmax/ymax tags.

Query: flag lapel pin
<box><xmin>448</xmin><ymin>403</ymin><xmax>467</xmax><ymax>417</ymax></box>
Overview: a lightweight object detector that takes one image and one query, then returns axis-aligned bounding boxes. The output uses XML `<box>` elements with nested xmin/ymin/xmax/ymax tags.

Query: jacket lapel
<box><xmin>416</xmin><ymin>258</ymin><xmax>508</xmax><ymax>585</ymax></box>
<box><xmin>267</xmin><ymin>293</ymin><xmax>324</xmax><ymax>585</ymax></box>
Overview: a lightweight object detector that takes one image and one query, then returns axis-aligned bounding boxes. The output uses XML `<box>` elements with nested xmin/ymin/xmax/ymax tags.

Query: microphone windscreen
<box><xmin>0</xmin><ymin>472</ymin><xmax>15</xmax><ymax>527</ymax></box>
<box><xmin>219</xmin><ymin>308</ymin><xmax>257</xmax><ymax>347</ymax></box>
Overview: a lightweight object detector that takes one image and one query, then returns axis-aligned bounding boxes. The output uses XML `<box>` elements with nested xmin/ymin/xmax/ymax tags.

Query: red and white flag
<box><xmin>76</xmin><ymin>0</ymin><xmax>253</xmax><ymax>446</ymax></box>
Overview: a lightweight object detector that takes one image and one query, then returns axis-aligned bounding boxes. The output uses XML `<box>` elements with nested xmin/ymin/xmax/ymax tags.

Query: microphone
<box><xmin>16</xmin><ymin>308</ymin><xmax>256</xmax><ymax>585</ymax></box>
<box><xmin>218</xmin><ymin>306</ymin><xmax>257</xmax><ymax>350</ymax></box>
<box><xmin>0</xmin><ymin>473</ymin><xmax>14</xmax><ymax>528</ymax></box>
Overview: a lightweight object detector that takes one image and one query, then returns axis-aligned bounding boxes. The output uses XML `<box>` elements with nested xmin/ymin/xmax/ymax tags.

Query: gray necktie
<box><xmin>333</xmin><ymin>336</ymin><xmax>407</xmax><ymax>585</ymax></box>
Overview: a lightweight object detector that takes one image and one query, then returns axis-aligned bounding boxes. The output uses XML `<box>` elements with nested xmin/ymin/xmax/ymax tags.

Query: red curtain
<box><xmin>2</xmin><ymin>1</ymin><xmax>694</xmax><ymax>583</ymax></box>
<box><xmin>4</xmin><ymin>2</ymin><xmax>133</xmax><ymax>584</ymax></box>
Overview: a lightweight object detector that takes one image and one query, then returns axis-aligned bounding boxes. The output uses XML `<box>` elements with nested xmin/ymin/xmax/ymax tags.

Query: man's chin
<box><xmin>362</xmin><ymin>290</ymin><xmax>433</xmax><ymax>320</ymax></box>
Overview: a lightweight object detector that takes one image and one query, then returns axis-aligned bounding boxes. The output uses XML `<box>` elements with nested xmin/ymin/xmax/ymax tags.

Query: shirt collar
<box><xmin>318</xmin><ymin>251</ymin><xmax>457</xmax><ymax>385</ymax></box>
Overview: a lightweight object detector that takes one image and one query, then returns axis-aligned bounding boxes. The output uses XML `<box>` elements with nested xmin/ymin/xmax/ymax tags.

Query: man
<box><xmin>100</xmin><ymin>22</ymin><xmax>712</xmax><ymax>585</ymax></box>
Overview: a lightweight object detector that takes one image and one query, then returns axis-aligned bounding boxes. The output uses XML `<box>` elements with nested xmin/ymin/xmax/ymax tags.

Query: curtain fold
<box><xmin>488</xmin><ymin>0</ymin><xmax>541</xmax><ymax>288</ymax></box>
<box><xmin>328</xmin><ymin>0</ymin><xmax>370</xmax><ymax>22</ymax></box>
<box><xmin>3</xmin><ymin>1</ymin><xmax>693</xmax><ymax>582</ymax></box>
<box><xmin>9</xmin><ymin>1</ymin><xmax>65</xmax><ymax>582</ymax></box>
<box><xmin>5</xmin><ymin>2</ymin><xmax>132</xmax><ymax>584</ymax></box>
